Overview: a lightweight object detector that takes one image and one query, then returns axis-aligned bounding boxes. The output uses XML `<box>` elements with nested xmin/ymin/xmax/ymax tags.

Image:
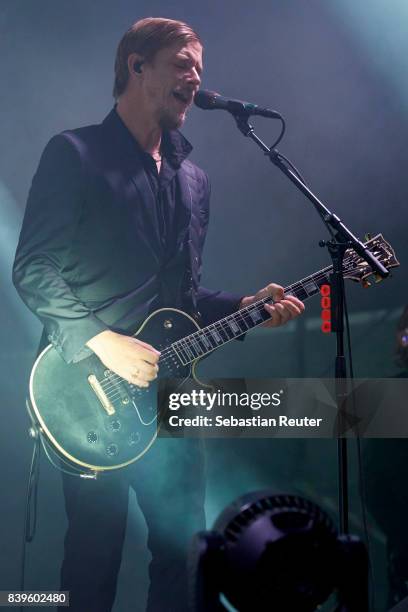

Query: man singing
<box><xmin>13</xmin><ymin>17</ymin><xmax>304</xmax><ymax>612</ymax></box>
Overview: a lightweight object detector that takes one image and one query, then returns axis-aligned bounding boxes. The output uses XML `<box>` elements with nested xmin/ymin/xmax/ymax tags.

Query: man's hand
<box><xmin>86</xmin><ymin>330</ymin><xmax>160</xmax><ymax>388</ymax></box>
<box><xmin>240</xmin><ymin>283</ymin><xmax>304</xmax><ymax>328</ymax></box>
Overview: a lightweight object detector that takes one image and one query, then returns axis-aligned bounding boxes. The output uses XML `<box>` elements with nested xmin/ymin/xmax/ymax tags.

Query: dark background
<box><xmin>1</xmin><ymin>1</ymin><xmax>406</xmax><ymax>609</ymax></box>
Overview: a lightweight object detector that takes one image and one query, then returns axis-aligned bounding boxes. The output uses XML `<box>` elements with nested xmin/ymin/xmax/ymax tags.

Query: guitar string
<box><xmin>97</xmin><ymin>295</ymin><xmax>273</xmax><ymax>381</ymax></box>
<box><xmin>96</xmin><ymin>252</ymin><xmax>380</xmax><ymax>398</ymax></box>
<box><xmin>96</xmin><ymin>258</ymin><xmax>370</xmax><ymax>398</ymax></box>
<box><xmin>99</xmin><ymin>280</ymin><xmax>378</xmax><ymax>403</ymax></box>
<box><xmin>100</xmin><ymin>264</ymin><xmax>333</xmax><ymax>387</ymax></box>
<box><xmin>97</xmin><ymin>301</ymin><xmax>269</xmax><ymax>400</ymax></box>
<box><xmin>101</xmin><ymin>292</ymin><xmax>332</xmax><ymax>400</ymax></box>
<box><xmin>97</xmin><ymin>294</ymin><xmax>281</xmax><ymax>398</ymax></box>
<box><xmin>161</xmin><ymin>250</ymin><xmax>381</xmax><ymax>365</ymax></box>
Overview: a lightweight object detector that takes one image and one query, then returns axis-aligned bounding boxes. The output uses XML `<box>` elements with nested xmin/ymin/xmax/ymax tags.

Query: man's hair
<box><xmin>113</xmin><ymin>17</ymin><xmax>202</xmax><ymax>99</ymax></box>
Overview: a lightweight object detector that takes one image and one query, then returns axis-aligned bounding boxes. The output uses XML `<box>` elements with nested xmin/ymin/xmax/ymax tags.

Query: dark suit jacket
<box><xmin>13</xmin><ymin>109</ymin><xmax>241</xmax><ymax>363</ymax></box>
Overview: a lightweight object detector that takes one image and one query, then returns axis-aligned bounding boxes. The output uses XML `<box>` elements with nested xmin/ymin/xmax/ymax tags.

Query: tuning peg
<box><xmin>361</xmin><ymin>279</ymin><xmax>371</xmax><ymax>288</ymax></box>
<box><xmin>364</xmin><ymin>233</ymin><xmax>372</xmax><ymax>242</ymax></box>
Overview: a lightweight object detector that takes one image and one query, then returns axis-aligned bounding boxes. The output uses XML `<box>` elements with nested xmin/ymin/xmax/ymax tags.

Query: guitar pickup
<box><xmin>88</xmin><ymin>374</ymin><xmax>116</xmax><ymax>415</ymax></box>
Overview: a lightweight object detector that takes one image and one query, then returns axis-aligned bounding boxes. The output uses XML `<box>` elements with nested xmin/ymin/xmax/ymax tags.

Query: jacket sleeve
<box><xmin>12</xmin><ymin>134</ymin><xmax>109</xmax><ymax>363</ymax></box>
<box><xmin>196</xmin><ymin>286</ymin><xmax>242</xmax><ymax>326</ymax></box>
<box><xmin>194</xmin><ymin>172</ymin><xmax>244</xmax><ymax>327</ymax></box>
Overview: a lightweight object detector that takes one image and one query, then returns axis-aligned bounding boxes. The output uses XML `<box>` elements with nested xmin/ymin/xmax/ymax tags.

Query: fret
<box><xmin>216</xmin><ymin>322</ymin><xmax>234</xmax><ymax>341</ymax></box>
<box><xmin>313</xmin><ymin>271</ymin><xmax>331</xmax><ymax>288</ymax></box>
<box><xmin>286</xmin><ymin>270</ymin><xmax>331</xmax><ymax>301</ymax></box>
<box><xmin>250</xmin><ymin>306</ymin><xmax>271</xmax><ymax>324</ymax></box>
<box><xmin>301</xmin><ymin>278</ymin><xmax>320</xmax><ymax>297</ymax></box>
<box><xmin>235</xmin><ymin>310</ymin><xmax>250</xmax><ymax>331</ymax></box>
<box><xmin>172</xmin><ymin>343</ymin><xmax>189</xmax><ymax>365</ymax></box>
<box><xmin>239</xmin><ymin>307</ymin><xmax>266</xmax><ymax>330</ymax></box>
<box><xmin>224</xmin><ymin>314</ymin><xmax>251</xmax><ymax>337</ymax></box>
<box><xmin>201</xmin><ymin>330</ymin><xmax>217</xmax><ymax>349</ymax></box>
<box><xmin>228</xmin><ymin>315</ymin><xmax>246</xmax><ymax>334</ymax></box>
<box><xmin>197</xmin><ymin>331</ymin><xmax>214</xmax><ymax>350</ymax></box>
<box><xmin>248</xmin><ymin>307</ymin><xmax>264</xmax><ymax>324</ymax></box>
<box><xmin>228</xmin><ymin>319</ymin><xmax>241</xmax><ymax>335</ymax></box>
<box><xmin>224</xmin><ymin>320</ymin><xmax>240</xmax><ymax>338</ymax></box>
<box><xmin>208</xmin><ymin>326</ymin><xmax>223</xmax><ymax>345</ymax></box>
<box><xmin>179</xmin><ymin>339</ymin><xmax>196</xmax><ymax>361</ymax></box>
<box><xmin>288</xmin><ymin>283</ymin><xmax>308</xmax><ymax>301</ymax></box>
<box><xmin>188</xmin><ymin>335</ymin><xmax>205</xmax><ymax>357</ymax></box>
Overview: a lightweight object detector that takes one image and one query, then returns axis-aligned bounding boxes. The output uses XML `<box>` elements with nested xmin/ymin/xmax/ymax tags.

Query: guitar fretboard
<box><xmin>168</xmin><ymin>265</ymin><xmax>332</xmax><ymax>366</ymax></box>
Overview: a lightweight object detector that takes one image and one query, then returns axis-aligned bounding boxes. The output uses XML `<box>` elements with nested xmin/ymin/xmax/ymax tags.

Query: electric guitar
<box><xmin>27</xmin><ymin>234</ymin><xmax>399</xmax><ymax>473</ymax></box>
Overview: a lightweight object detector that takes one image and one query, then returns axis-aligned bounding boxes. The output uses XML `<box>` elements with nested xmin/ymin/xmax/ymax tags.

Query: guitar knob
<box><xmin>108</xmin><ymin>419</ymin><xmax>121</xmax><ymax>432</ymax></box>
<box><xmin>128</xmin><ymin>432</ymin><xmax>141</xmax><ymax>446</ymax></box>
<box><xmin>87</xmin><ymin>431</ymin><xmax>98</xmax><ymax>443</ymax></box>
<box><xmin>106</xmin><ymin>444</ymin><xmax>118</xmax><ymax>456</ymax></box>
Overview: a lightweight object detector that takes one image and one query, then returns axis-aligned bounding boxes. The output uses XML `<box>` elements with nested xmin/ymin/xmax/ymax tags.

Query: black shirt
<box><xmin>124</xmin><ymin>119</ymin><xmax>194</xmax><ymax>309</ymax></box>
<box><xmin>136</xmin><ymin>127</ymin><xmax>193</xmax><ymax>263</ymax></box>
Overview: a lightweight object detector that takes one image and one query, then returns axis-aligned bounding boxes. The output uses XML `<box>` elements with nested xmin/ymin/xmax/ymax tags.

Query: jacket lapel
<box><xmin>128</xmin><ymin>159</ymin><xmax>163</xmax><ymax>260</ymax></box>
<box><xmin>101</xmin><ymin>109</ymin><xmax>163</xmax><ymax>262</ymax></box>
<box><xmin>175</xmin><ymin>163</ymin><xmax>193</xmax><ymax>249</ymax></box>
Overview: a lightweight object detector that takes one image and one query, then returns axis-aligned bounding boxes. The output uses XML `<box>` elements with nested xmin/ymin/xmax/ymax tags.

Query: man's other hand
<box><xmin>86</xmin><ymin>330</ymin><xmax>160</xmax><ymax>388</ymax></box>
<box><xmin>239</xmin><ymin>283</ymin><xmax>304</xmax><ymax>328</ymax></box>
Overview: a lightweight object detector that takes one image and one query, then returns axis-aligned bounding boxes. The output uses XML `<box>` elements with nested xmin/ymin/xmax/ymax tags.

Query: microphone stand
<box><xmin>232</xmin><ymin>113</ymin><xmax>388</xmax><ymax>542</ymax></box>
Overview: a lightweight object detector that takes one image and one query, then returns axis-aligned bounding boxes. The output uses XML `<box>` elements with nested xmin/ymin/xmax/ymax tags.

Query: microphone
<box><xmin>194</xmin><ymin>89</ymin><xmax>281</xmax><ymax>119</ymax></box>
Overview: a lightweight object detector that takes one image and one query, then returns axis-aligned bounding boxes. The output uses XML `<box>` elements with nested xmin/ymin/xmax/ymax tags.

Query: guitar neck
<box><xmin>169</xmin><ymin>264</ymin><xmax>333</xmax><ymax>366</ymax></box>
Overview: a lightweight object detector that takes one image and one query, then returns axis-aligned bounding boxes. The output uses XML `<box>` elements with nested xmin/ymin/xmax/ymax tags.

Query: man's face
<box><xmin>141</xmin><ymin>40</ymin><xmax>203</xmax><ymax>130</ymax></box>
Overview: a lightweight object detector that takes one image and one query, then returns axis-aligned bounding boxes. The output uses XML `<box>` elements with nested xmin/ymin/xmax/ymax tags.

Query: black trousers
<box><xmin>58</xmin><ymin>439</ymin><xmax>206</xmax><ymax>612</ymax></box>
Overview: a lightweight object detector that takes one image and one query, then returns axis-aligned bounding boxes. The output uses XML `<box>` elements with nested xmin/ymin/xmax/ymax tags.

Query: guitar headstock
<box><xmin>343</xmin><ymin>233</ymin><xmax>399</xmax><ymax>287</ymax></box>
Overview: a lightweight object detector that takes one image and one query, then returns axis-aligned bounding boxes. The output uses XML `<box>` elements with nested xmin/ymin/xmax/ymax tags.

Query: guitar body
<box><xmin>29</xmin><ymin>308</ymin><xmax>200</xmax><ymax>472</ymax></box>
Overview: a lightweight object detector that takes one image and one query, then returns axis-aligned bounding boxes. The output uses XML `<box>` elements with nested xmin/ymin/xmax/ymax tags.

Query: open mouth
<box><xmin>173</xmin><ymin>91</ymin><xmax>192</xmax><ymax>106</ymax></box>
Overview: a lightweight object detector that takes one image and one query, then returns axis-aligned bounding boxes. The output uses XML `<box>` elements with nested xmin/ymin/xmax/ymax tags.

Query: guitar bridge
<box><xmin>88</xmin><ymin>374</ymin><xmax>116</xmax><ymax>416</ymax></box>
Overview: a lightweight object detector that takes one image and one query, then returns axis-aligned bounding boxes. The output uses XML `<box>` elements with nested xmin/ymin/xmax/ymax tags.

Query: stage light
<box><xmin>189</xmin><ymin>490</ymin><xmax>368</xmax><ymax>611</ymax></box>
